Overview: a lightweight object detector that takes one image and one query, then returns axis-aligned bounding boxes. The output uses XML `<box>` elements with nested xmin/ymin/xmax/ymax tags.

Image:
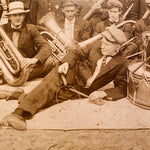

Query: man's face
<box><xmin>101</xmin><ymin>37</ymin><xmax>118</xmax><ymax>56</ymax></box>
<box><xmin>108</xmin><ymin>7</ymin><xmax>121</xmax><ymax>23</ymax></box>
<box><xmin>62</xmin><ymin>6</ymin><xmax>77</xmax><ymax>21</ymax></box>
<box><xmin>9</xmin><ymin>13</ymin><xmax>25</xmax><ymax>27</ymax></box>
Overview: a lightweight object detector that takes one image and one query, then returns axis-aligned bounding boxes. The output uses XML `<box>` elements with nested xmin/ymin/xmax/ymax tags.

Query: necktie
<box><xmin>12</xmin><ymin>31</ymin><xmax>20</xmax><ymax>48</ymax></box>
<box><xmin>101</xmin><ymin>56</ymin><xmax>108</xmax><ymax>68</ymax></box>
<box><xmin>85</xmin><ymin>56</ymin><xmax>109</xmax><ymax>88</ymax></box>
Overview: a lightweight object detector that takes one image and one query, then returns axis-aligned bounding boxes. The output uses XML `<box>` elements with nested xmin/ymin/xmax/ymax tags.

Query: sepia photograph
<box><xmin>0</xmin><ymin>0</ymin><xmax>150</xmax><ymax>149</ymax></box>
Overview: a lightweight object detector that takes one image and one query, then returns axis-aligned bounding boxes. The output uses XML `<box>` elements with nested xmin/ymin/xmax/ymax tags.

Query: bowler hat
<box><xmin>102</xmin><ymin>26</ymin><xmax>127</xmax><ymax>45</ymax></box>
<box><xmin>60</xmin><ymin>0</ymin><xmax>78</xmax><ymax>8</ymax></box>
<box><xmin>107</xmin><ymin>0</ymin><xmax>123</xmax><ymax>9</ymax></box>
<box><xmin>6</xmin><ymin>1</ymin><xmax>30</xmax><ymax>16</ymax></box>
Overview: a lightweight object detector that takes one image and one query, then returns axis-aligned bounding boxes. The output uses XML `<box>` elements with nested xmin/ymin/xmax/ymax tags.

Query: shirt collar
<box><xmin>65</xmin><ymin>17</ymin><xmax>75</xmax><ymax>24</ymax></box>
<box><xmin>11</xmin><ymin>24</ymin><xmax>22</xmax><ymax>29</ymax></box>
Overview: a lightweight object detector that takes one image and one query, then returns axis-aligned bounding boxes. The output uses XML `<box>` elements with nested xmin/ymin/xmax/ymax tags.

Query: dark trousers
<box><xmin>18</xmin><ymin>65</ymin><xmax>79</xmax><ymax>115</ymax></box>
<box><xmin>28</xmin><ymin>56</ymin><xmax>55</xmax><ymax>80</ymax></box>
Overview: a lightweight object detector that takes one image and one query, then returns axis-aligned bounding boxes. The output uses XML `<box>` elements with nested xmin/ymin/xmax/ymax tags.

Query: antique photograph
<box><xmin>0</xmin><ymin>0</ymin><xmax>150</xmax><ymax>149</ymax></box>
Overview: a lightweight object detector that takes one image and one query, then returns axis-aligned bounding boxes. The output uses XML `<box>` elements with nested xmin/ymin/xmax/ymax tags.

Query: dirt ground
<box><xmin>0</xmin><ymin>129</ymin><xmax>150</xmax><ymax>150</ymax></box>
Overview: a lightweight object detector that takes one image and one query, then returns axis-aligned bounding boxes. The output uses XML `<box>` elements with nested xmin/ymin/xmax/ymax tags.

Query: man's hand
<box><xmin>88</xmin><ymin>91</ymin><xmax>107</xmax><ymax>106</ymax></box>
<box><xmin>21</xmin><ymin>58</ymin><xmax>38</xmax><ymax>68</ymax></box>
<box><xmin>58</xmin><ymin>62</ymin><xmax>69</xmax><ymax>75</ymax></box>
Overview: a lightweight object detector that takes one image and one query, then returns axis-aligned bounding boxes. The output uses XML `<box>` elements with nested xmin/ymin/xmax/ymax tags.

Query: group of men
<box><xmin>0</xmin><ymin>0</ymin><xmax>150</xmax><ymax>130</ymax></box>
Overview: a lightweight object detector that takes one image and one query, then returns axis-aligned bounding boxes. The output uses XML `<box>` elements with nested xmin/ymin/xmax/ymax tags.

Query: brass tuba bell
<box><xmin>0</xmin><ymin>26</ymin><xmax>29</xmax><ymax>86</ymax></box>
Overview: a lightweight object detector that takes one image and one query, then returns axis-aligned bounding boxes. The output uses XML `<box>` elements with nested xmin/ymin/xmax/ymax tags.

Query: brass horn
<box><xmin>39</xmin><ymin>12</ymin><xmax>79</xmax><ymax>62</ymax></box>
<box><xmin>39</xmin><ymin>12</ymin><xmax>74</xmax><ymax>49</ymax></box>
<box><xmin>0</xmin><ymin>26</ymin><xmax>29</xmax><ymax>86</ymax></box>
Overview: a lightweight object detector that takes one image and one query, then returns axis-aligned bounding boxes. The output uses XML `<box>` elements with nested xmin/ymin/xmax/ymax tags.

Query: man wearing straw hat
<box><xmin>1</xmin><ymin>26</ymin><xmax>128</xmax><ymax>130</ymax></box>
<box><xmin>1</xmin><ymin>1</ymin><xmax>54</xmax><ymax>81</ymax></box>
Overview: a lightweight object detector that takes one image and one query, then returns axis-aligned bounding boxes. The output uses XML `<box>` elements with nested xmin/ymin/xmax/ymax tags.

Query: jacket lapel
<box><xmin>3</xmin><ymin>22</ymin><xmax>27</xmax><ymax>49</ymax></box>
<box><xmin>56</xmin><ymin>17</ymin><xmax>65</xmax><ymax>31</ymax></box>
<box><xmin>18</xmin><ymin>26</ymin><xmax>27</xmax><ymax>50</ymax></box>
<box><xmin>3</xmin><ymin>22</ymin><xmax>13</xmax><ymax>40</ymax></box>
<box><xmin>95</xmin><ymin>56</ymin><xmax>119</xmax><ymax>79</ymax></box>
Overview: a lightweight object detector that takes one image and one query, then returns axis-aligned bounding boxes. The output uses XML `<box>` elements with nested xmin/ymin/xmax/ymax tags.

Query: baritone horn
<box><xmin>39</xmin><ymin>11</ymin><xmax>77</xmax><ymax>62</ymax></box>
<box><xmin>0</xmin><ymin>26</ymin><xmax>29</xmax><ymax>86</ymax></box>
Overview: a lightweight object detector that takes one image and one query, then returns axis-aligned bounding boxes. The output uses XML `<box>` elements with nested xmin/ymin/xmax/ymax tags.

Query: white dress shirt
<box><xmin>11</xmin><ymin>24</ymin><xmax>22</xmax><ymax>48</ymax></box>
<box><xmin>64</xmin><ymin>17</ymin><xmax>75</xmax><ymax>40</ymax></box>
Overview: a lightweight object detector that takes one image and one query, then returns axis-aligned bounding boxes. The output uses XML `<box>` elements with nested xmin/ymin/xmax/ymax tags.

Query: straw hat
<box><xmin>6</xmin><ymin>1</ymin><xmax>30</xmax><ymax>16</ymax></box>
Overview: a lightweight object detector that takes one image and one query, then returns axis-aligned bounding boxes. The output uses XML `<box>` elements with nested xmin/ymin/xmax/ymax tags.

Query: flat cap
<box><xmin>107</xmin><ymin>0</ymin><xmax>123</xmax><ymax>9</ymax></box>
<box><xmin>102</xmin><ymin>26</ymin><xmax>127</xmax><ymax>45</ymax></box>
<box><xmin>60</xmin><ymin>0</ymin><xmax>78</xmax><ymax>8</ymax></box>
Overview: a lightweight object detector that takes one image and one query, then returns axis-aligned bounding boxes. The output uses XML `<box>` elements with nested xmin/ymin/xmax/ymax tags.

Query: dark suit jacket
<box><xmin>2</xmin><ymin>22</ymin><xmax>51</xmax><ymax>64</ymax></box>
<box><xmin>56</xmin><ymin>17</ymin><xmax>91</xmax><ymax>42</ymax></box>
<box><xmin>61</xmin><ymin>41</ymin><xmax>128</xmax><ymax>100</ymax></box>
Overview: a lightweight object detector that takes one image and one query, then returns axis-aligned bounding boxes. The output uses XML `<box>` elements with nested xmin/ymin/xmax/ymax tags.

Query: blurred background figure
<box><xmin>134</xmin><ymin>0</ymin><xmax>150</xmax><ymax>53</ymax></box>
<box><xmin>0</xmin><ymin>0</ymin><xmax>3</xmax><ymax>19</ymax></box>
<box><xmin>120</xmin><ymin>0</ymin><xmax>139</xmax><ymax>20</ymax></box>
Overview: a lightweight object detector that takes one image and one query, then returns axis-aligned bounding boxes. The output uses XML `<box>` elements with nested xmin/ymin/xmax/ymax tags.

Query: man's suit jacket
<box><xmin>2</xmin><ymin>22</ymin><xmax>51</xmax><ymax>64</ymax></box>
<box><xmin>56</xmin><ymin>17</ymin><xmax>91</xmax><ymax>42</ymax></box>
<box><xmin>61</xmin><ymin>41</ymin><xmax>128</xmax><ymax>100</ymax></box>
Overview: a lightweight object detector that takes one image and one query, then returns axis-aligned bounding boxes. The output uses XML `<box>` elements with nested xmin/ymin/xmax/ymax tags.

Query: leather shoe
<box><xmin>1</xmin><ymin>114</ymin><xmax>27</xmax><ymax>130</ymax></box>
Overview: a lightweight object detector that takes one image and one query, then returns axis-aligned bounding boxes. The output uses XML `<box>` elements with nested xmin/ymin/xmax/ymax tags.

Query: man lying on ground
<box><xmin>1</xmin><ymin>26</ymin><xmax>128</xmax><ymax>130</ymax></box>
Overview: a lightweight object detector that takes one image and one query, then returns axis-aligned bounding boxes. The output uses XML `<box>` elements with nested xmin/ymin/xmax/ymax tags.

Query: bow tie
<box><xmin>11</xmin><ymin>28</ymin><xmax>21</xmax><ymax>32</ymax></box>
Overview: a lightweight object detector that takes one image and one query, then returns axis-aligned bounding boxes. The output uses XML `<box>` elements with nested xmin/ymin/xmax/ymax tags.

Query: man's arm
<box><xmin>28</xmin><ymin>24</ymin><xmax>52</xmax><ymax>64</ymax></box>
<box><xmin>89</xmin><ymin>56</ymin><xmax>128</xmax><ymax>102</ymax></box>
<box><xmin>134</xmin><ymin>20</ymin><xmax>144</xmax><ymax>51</ymax></box>
<box><xmin>104</xmin><ymin>60</ymin><xmax>128</xmax><ymax>100</ymax></box>
<box><xmin>61</xmin><ymin>41</ymin><xmax>95</xmax><ymax>68</ymax></box>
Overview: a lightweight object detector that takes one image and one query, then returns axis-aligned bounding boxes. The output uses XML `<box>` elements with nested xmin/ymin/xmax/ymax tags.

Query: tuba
<box><xmin>0</xmin><ymin>26</ymin><xmax>29</xmax><ymax>86</ymax></box>
<box><xmin>39</xmin><ymin>11</ymin><xmax>78</xmax><ymax>62</ymax></box>
<box><xmin>38</xmin><ymin>12</ymin><xmax>136</xmax><ymax>62</ymax></box>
